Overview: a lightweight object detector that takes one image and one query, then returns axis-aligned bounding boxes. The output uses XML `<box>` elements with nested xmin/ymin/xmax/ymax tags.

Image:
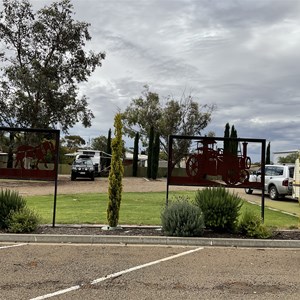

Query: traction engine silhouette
<box><xmin>186</xmin><ymin>139</ymin><xmax>251</xmax><ymax>185</ymax></box>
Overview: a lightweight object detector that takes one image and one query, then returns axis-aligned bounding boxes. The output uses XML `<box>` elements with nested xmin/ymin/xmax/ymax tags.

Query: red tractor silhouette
<box><xmin>186</xmin><ymin>139</ymin><xmax>251</xmax><ymax>185</ymax></box>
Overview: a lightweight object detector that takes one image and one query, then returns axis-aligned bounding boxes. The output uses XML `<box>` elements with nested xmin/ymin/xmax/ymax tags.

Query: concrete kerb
<box><xmin>1</xmin><ymin>233</ymin><xmax>300</xmax><ymax>248</ymax></box>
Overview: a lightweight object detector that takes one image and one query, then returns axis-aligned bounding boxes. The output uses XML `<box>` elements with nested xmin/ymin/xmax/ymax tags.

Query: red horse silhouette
<box><xmin>14</xmin><ymin>141</ymin><xmax>55</xmax><ymax>170</ymax></box>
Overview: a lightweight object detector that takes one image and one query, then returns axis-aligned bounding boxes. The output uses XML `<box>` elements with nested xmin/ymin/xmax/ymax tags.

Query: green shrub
<box><xmin>194</xmin><ymin>187</ymin><xmax>242</xmax><ymax>232</ymax></box>
<box><xmin>239</xmin><ymin>210</ymin><xmax>272</xmax><ymax>238</ymax></box>
<box><xmin>7</xmin><ymin>207</ymin><xmax>40</xmax><ymax>233</ymax></box>
<box><xmin>161</xmin><ymin>196</ymin><xmax>205</xmax><ymax>237</ymax></box>
<box><xmin>0</xmin><ymin>189</ymin><xmax>26</xmax><ymax>229</ymax></box>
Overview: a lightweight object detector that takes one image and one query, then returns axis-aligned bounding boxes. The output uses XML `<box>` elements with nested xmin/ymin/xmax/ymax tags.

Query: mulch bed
<box><xmin>1</xmin><ymin>226</ymin><xmax>300</xmax><ymax>240</ymax></box>
<box><xmin>28</xmin><ymin>226</ymin><xmax>300</xmax><ymax>240</ymax></box>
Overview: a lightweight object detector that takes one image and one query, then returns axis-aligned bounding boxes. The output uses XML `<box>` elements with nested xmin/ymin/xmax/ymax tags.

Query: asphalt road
<box><xmin>1</xmin><ymin>243</ymin><xmax>300</xmax><ymax>300</ymax></box>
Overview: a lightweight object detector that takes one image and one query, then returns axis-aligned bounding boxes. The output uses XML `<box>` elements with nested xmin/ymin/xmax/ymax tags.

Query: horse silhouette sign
<box><xmin>0</xmin><ymin>127</ymin><xmax>59</xmax><ymax>181</ymax></box>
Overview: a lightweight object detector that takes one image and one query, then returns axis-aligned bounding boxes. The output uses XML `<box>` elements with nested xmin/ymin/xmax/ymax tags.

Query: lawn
<box><xmin>25</xmin><ymin>191</ymin><xmax>299</xmax><ymax>229</ymax></box>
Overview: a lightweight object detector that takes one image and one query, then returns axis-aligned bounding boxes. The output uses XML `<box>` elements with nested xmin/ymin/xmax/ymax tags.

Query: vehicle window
<box><xmin>265</xmin><ymin>167</ymin><xmax>273</xmax><ymax>176</ymax></box>
<box><xmin>274</xmin><ymin>167</ymin><xmax>283</xmax><ymax>176</ymax></box>
<box><xmin>289</xmin><ymin>167</ymin><xmax>295</xmax><ymax>178</ymax></box>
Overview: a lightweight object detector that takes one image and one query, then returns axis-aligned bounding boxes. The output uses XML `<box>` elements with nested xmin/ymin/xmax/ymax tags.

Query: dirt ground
<box><xmin>0</xmin><ymin>175</ymin><xmax>201</xmax><ymax>196</ymax></box>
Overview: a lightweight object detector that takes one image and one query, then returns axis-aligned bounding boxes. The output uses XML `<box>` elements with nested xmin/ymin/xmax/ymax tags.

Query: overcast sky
<box><xmin>16</xmin><ymin>1</ymin><xmax>300</xmax><ymax>160</ymax></box>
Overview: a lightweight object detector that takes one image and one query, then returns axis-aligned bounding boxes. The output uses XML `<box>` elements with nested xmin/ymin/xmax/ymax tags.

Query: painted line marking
<box><xmin>0</xmin><ymin>243</ymin><xmax>27</xmax><ymax>250</ymax></box>
<box><xmin>30</xmin><ymin>246</ymin><xmax>204</xmax><ymax>300</ymax></box>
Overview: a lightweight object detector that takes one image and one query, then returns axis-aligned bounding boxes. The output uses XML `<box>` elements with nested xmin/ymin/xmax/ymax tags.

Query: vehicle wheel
<box><xmin>71</xmin><ymin>173</ymin><xmax>76</xmax><ymax>181</ymax></box>
<box><xmin>91</xmin><ymin>174</ymin><xmax>95</xmax><ymax>181</ymax></box>
<box><xmin>186</xmin><ymin>154</ymin><xmax>201</xmax><ymax>178</ymax></box>
<box><xmin>225</xmin><ymin>169</ymin><xmax>238</xmax><ymax>185</ymax></box>
<box><xmin>269</xmin><ymin>185</ymin><xmax>279</xmax><ymax>200</ymax></box>
<box><xmin>245</xmin><ymin>188</ymin><xmax>253</xmax><ymax>194</ymax></box>
<box><xmin>239</xmin><ymin>170</ymin><xmax>249</xmax><ymax>183</ymax></box>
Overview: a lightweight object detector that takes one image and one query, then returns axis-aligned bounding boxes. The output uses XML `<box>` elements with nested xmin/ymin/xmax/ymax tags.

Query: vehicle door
<box><xmin>264</xmin><ymin>166</ymin><xmax>274</xmax><ymax>191</ymax></box>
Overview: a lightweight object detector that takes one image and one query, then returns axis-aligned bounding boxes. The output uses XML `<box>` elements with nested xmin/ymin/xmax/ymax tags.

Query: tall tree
<box><xmin>229</xmin><ymin>125</ymin><xmax>238</xmax><ymax>156</ymax></box>
<box><xmin>0</xmin><ymin>0</ymin><xmax>105</xmax><ymax>132</ymax></box>
<box><xmin>223</xmin><ymin>123</ymin><xmax>230</xmax><ymax>153</ymax></box>
<box><xmin>91</xmin><ymin>136</ymin><xmax>107</xmax><ymax>151</ymax></box>
<box><xmin>107</xmin><ymin>114</ymin><xmax>124</xmax><ymax>228</ymax></box>
<box><xmin>132</xmin><ymin>132</ymin><xmax>139</xmax><ymax>177</ymax></box>
<box><xmin>151</xmin><ymin>132</ymin><xmax>160</xmax><ymax>180</ymax></box>
<box><xmin>105</xmin><ymin>128</ymin><xmax>112</xmax><ymax>169</ymax></box>
<box><xmin>62</xmin><ymin>135</ymin><xmax>85</xmax><ymax>151</ymax></box>
<box><xmin>122</xmin><ymin>86</ymin><xmax>215</xmax><ymax>167</ymax></box>
<box><xmin>147</xmin><ymin>126</ymin><xmax>154</xmax><ymax>179</ymax></box>
<box><xmin>266</xmin><ymin>142</ymin><xmax>271</xmax><ymax>164</ymax></box>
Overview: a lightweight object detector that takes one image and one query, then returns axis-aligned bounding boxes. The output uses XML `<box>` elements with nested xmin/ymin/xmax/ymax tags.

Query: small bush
<box><xmin>194</xmin><ymin>187</ymin><xmax>242</xmax><ymax>232</ymax></box>
<box><xmin>239</xmin><ymin>210</ymin><xmax>272</xmax><ymax>238</ymax></box>
<box><xmin>0</xmin><ymin>189</ymin><xmax>26</xmax><ymax>229</ymax></box>
<box><xmin>7</xmin><ymin>208</ymin><xmax>40</xmax><ymax>233</ymax></box>
<box><xmin>161</xmin><ymin>196</ymin><xmax>205</xmax><ymax>237</ymax></box>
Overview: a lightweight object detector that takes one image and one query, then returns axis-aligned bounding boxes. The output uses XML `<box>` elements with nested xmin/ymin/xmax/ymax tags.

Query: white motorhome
<box><xmin>75</xmin><ymin>149</ymin><xmax>102</xmax><ymax>175</ymax></box>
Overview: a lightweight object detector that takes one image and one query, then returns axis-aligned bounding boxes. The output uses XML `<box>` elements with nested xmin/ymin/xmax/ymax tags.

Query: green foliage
<box><xmin>278</xmin><ymin>152</ymin><xmax>298</xmax><ymax>164</ymax></box>
<box><xmin>63</xmin><ymin>135</ymin><xmax>86</xmax><ymax>150</ymax></box>
<box><xmin>0</xmin><ymin>0</ymin><xmax>105</xmax><ymax>132</ymax></box>
<box><xmin>266</xmin><ymin>142</ymin><xmax>271</xmax><ymax>164</ymax></box>
<box><xmin>132</xmin><ymin>132</ymin><xmax>139</xmax><ymax>177</ymax></box>
<box><xmin>223</xmin><ymin>122</ymin><xmax>230</xmax><ymax>153</ymax></box>
<box><xmin>161</xmin><ymin>196</ymin><xmax>205</xmax><ymax>237</ymax></box>
<box><xmin>194</xmin><ymin>187</ymin><xmax>243</xmax><ymax>232</ymax></box>
<box><xmin>0</xmin><ymin>189</ymin><xmax>26</xmax><ymax>229</ymax></box>
<box><xmin>223</xmin><ymin>123</ymin><xmax>238</xmax><ymax>155</ymax></box>
<box><xmin>147</xmin><ymin>126</ymin><xmax>154</xmax><ymax>179</ymax></box>
<box><xmin>106</xmin><ymin>129</ymin><xmax>112</xmax><ymax>169</ymax></box>
<box><xmin>239</xmin><ymin>210</ymin><xmax>272</xmax><ymax>238</ymax></box>
<box><xmin>229</xmin><ymin>125</ymin><xmax>238</xmax><ymax>156</ymax></box>
<box><xmin>7</xmin><ymin>207</ymin><xmax>40</xmax><ymax>233</ymax></box>
<box><xmin>122</xmin><ymin>85</ymin><xmax>215</xmax><ymax>167</ymax></box>
<box><xmin>151</xmin><ymin>132</ymin><xmax>160</xmax><ymax>180</ymax></box>
<box><xmin>107</xmin><ymin>114</ymin><xmax>124</xmax><ymax>227</ymax></box>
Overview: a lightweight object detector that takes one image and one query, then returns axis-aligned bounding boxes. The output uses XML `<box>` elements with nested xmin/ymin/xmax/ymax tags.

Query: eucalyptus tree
<box><xmin>122</xmin><ymin>86</ymin><xmax>215</xmax><ymax>167</ymax></box>
<box><xmin>0</xmin><ymin>0</ymin><xmax>105</xmax><ymax>132</ymax></box>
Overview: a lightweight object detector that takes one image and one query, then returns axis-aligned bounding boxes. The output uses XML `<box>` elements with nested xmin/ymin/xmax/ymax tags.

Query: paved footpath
<box><xmin>0</xmin><ymin>243</ymin><xmax>299</xmax><ymax>300</ymax></box>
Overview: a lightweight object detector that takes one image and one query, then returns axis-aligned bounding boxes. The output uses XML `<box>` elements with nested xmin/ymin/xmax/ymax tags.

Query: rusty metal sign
<box><xmin>0</xmin><ymin>127</ymin><xmax>60</xmax><ymax>226</ymax></box>
<box><xmin>167</xmin><ymin>135</ymin><xmax>266</xmax><ymax>219</ymax></box>
<box><xmin>0</xmin><ymin>127</ymin><xmax>59</xmax><ymax>181</ymax></box>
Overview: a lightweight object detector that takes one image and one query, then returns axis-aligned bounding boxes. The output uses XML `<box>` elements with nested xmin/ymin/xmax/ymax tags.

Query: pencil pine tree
<box><xmin>132</xmin><ymin>132</ymin><xmax>139</xmax><ymax>177</ymax></box>
<box><xmin>151</xmin><ymin>132</ymin><xmax>160</xmax><ymax>179</ymax></box>
<box><xmin>223</xmin><ymin>123</ymin><xmax>230</xmax><ymax>153</ymax></box>
<box><xmin>107</xmin><ymin>114</ymin><xmax>124</xmax><ymax>227</ymax></box>
<box><xmin>105</xmin><ymin>129</ymin><xmax>112</xmax><ymax>169</ymax></box>
<box><xmin>147</xmin><ymin>126</ymin><xmax>154</xmax><ymax>179</ymax></box>
<box><xmin>266</xmin><ymin>142</ymin><xmax>271</xmax><ymax>164</ymax></box>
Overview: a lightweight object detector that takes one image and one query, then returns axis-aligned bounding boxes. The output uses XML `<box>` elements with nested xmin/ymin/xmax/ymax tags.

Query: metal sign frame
<box><xmin>166</xmin><ymin>135</ymin><xmax>266</xmax><ymax>220</ymax></box>
<box><xmin>0</xmin><ymin>127</ymin><xmax>60</xmax><ymax>226</ymax></box>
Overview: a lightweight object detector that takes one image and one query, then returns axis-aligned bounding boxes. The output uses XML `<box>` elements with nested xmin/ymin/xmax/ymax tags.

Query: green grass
<box><xmin>25</xmin><ymin>191</ymin><xmax>299</xmax><ymax>228</ymax></box>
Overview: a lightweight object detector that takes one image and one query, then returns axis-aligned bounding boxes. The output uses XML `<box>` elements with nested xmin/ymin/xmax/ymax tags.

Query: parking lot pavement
<box><xmin>1</xmin><ymin>243</ymin><xmax>299</xmax><ymax>300</ymax></box>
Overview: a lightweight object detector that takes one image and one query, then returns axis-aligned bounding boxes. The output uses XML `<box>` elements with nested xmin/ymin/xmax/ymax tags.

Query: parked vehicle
<box><xmin>76</xmin><ymin>149</ymin><xmax>101</xmax><ymax>176</ymax></box>
<box><xmin>71</xmin><ymin>158</ymin><xmax>95</xmax><ymax>181</ymax></box>
<box><xmin>245</xmin><ymin>164</ymin><xmax>294</xmax><ymax>200</ymax></box>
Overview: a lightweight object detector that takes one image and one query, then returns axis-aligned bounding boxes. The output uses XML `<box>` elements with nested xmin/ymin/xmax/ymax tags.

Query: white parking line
<box><xmin>30</xmin><ymin>246</ymin><xmax>204</xmax><ymax>300</ymax></box>
<box><xmin>0</xmin><ymin>243</ymin><xmax>27</xmax><ymax>249</ymax></box>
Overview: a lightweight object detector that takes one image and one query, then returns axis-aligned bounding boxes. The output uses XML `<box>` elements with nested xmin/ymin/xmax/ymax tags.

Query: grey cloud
<box><xmin>6</xmin><ymin>0</ymin><xmax>300</xmax><ymax>156</ymax></box>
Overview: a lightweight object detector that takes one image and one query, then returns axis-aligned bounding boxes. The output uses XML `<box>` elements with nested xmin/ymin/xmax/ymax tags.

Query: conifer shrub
<box><xmin>239</xmin><ymin>210</ymin><xmax>272</xmax><ymax>238</ymax></box>
<box><xmin>0</xmin><ymin>189</ymin><xmax>26</xmax><ymax>229</ymax></box>
<box><xmin>161</xmin><ymin>196</ymin><xmax>205</xmax><ymax>237</ymax></box>
<box><xmin>7</xmin><ymin>208</ymin><xmax>40</xmax><ymax>233</ymax></box>
<box><xmin>194</xmin><ymin>187</ymin><xmax>242</xmax><ymax>232</ymax></box>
